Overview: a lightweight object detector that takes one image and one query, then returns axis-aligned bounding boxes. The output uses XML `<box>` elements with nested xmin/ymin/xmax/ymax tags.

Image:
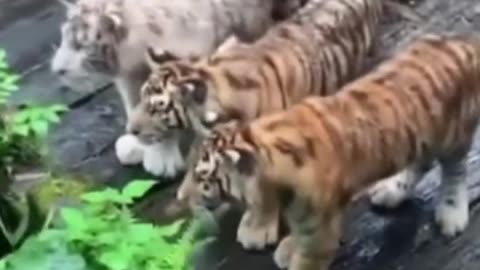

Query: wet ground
<box><xmin>2</xmin><ymin>0</ymin><xmax>480</xmax><ymax>269</ymax></box>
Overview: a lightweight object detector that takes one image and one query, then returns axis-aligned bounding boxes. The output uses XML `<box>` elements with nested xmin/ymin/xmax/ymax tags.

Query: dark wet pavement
<box><xmin>2</xmin><ymin>0</ymin><xmax>480</xmax><ymax>270</ymax></box>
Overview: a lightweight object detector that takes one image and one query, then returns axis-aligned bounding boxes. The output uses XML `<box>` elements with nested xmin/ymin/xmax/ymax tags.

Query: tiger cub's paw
<box><xmin>368</xmin><ymin>171</ymin><xmax>413</xmax><ymax>208</ymax></box>
<box><xmin>142</xmin><ymin>142</ymin><xmax>185</xmax><ymax>178</ymax></box>
<box><xmin>115</xmin><ymin>134</ymin><xmax>145</xmax><ymax>165</ymax></box>
<box><xmin>236</xmin><ymin>212</ymin><xmax>279</xmax><ymax>250</ymax></box>
<box><xmin>435</xmin><ymin>185</ymin><xmax>469</xmax><ymax>237</ymax></box>
<box><xmin>273</xmin><ymin>235</ymin><xmax>295</xmax><ymax>269</ymax></box>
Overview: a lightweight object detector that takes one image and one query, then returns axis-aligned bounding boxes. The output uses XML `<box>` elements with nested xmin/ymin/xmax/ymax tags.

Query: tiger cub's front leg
<box><xmin>142</xmin><ymin>137</ymin><xmax>186</xmax><ymax>178</ymax></box>
<box><xmin>115</xmin><ymin>133</ymin><xmax>145</xmax><ymax>165</ymax></box>
<box><xmin>114</xmin><ymin>74</ymin><xmax>146</xmax><ymax>166</ymax></box>
<box><xmin>236</xmin><ymin>179</ymin><xmax>280</xmax><ymax>250</ymax></box>
<box><xmin>274</xmin><ymin>235</ymin><xmax>296</xmax><ymax>269</ymax></box>
<box><xmin>285</xmin><ymin>195</ymin><xmax>343</xmax><ymax>270</ymax></box>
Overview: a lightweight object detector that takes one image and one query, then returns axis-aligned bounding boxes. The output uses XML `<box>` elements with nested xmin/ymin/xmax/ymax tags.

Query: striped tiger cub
<box><xmin>190</xmin><ymin>33</ymin><xmax>480</xmax><ymax>270</ymax></box>
<box><xmin>127</xmin><ymin>0</ymin><xmax>386</xmax><ymax>250</ymax></box>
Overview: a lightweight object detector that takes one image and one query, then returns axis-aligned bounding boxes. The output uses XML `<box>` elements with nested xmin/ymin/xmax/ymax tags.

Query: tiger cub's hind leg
<box><xmin>285</xmin><ymin>195</ymin><xmax>342</xmax><ymax>270</ymax></box>
<box><xmin>435</xmin><ymin>147</ymin><xmax>470</xmax><ymax>237</ymax></box>
<box><xmin>369</xmin><ymin>161</ymin><xmax>432</xmax><ymax>208</ymax></box>
<box><xmin>236</xmin><ymin>180</ymin><xmax>280</xmax><ymax>250</ymax></box>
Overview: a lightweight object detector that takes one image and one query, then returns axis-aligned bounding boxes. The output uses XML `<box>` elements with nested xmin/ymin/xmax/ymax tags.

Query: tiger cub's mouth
<box><xmin>136</xmin><ymin>128</ymin><xmax>180</xmax><ymax>145</ymax></box>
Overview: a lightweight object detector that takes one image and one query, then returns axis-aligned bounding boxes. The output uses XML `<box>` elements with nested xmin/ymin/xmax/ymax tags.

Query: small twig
<box><xmin>215</xmin><ymin>257</ymin><xmax>228</xmax><ymax>269</ymax></box>
<box><xmin>8</xmin><ymin>193</ymin><xmax>30</xmax><ymax>246</ymax></box>
<box><xmin>41</xmin><ymin>206</ymin><xmax>57</xmax><ymax>232</ymax></box>
<box><xmin>0</xmin><ymin>213</ymin><xmax>15</xmax><ymax>246</ymax></box>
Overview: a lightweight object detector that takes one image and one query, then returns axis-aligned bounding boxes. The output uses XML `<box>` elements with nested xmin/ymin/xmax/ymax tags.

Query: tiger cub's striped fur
<box><xmin>191</xmin><ymin>33</ymin><xmax>480</xmax><ymax>269</ymax></box>
<box><xmin>134</xmin><ymin>0</ymin><xmax>384</xmax><ymax>138</ymax></box>
<box><xmin>127</xmin><ymin>0</ymin><xmax>386</xmax><ymax>250</ymax></box>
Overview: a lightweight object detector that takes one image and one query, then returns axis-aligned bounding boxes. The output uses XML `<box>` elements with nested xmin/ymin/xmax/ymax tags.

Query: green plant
<box><xmin>0</xmin><ymin>48</ymin><xmax>68</xmax><ymax>252</ymax></box>
<box><xmin>0</xmin><ymin>180</ymin><xmax>203</xmax><ymax>270</ymax></box>
<box><xmin>0</xmin><ymin>48</ymin><xmax>68</xmax><ymax>170</ymax></box>
<box><xmin>8</xmin><ymin>104</ymin><xmax>68</xmax><ymax>138</ymax></box>
<box><xmin>0</xmin><ymin>50</ymin><xmax>19</xmax><ymax>104</ymax></box>
<box><xmin>60</xmin><ymin>180</ymin><xmax>197</xmax><ymax>270</ymax></box>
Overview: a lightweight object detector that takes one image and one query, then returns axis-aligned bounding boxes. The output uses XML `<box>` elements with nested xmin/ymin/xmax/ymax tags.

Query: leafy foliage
<box><xmin>0</xmin><ymin>180</ymin><xmax>203</xmax><ymax>270</ymax></box>
<box><xmin>0</xmin><ymin>230</ymin><xmax>87</xmax><ymax>270</ymax></box>
<box><xmin>0</xmin><ymin>48</ymin><xmax>68</xmax><ymax>252</ymax></box>
<box><xmin>0</xmin><ymin>50</ymin><xmax>19</xmax><ymax>104</ymax></box>
<box><xmin>0</xmin><ymin>48</ymin><xmax>68</xmax><ymax>171</ymax></box>
<box><xmin>9</xmin><ymin>104</ymin><xmax>68</xmax><ymax>138</ymax></box>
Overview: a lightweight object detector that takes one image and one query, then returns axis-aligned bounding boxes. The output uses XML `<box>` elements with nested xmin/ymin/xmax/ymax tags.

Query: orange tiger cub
<box><xmin>134</xmin><ymin>0</ymin><xmax>386</xmax><ymax>137</ymax></box>
<box><xmin>191</xmin><ymin>33</ymin><xmax>480</xmax><ymax>270</ymax></box>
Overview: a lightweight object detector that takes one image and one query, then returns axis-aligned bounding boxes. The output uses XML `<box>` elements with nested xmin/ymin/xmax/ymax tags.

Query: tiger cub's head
<box><xmin>127</xmin><ymin>37</ymin><xmax>243</xmax><ymax>143</ymax></box>
<box><xmin>126</xmin><ymin>49</ymin><xmax>192</xmax><ymax>144</ymax></box>
<box><xmin>176</xmin><ymin>122</ymin><xmax>258</xmax><ymax>210</ymax></box>
<box><xmin>51</xmin><ymin>0</ymin><xmax>127</xmax><ymax>91</ymax></box>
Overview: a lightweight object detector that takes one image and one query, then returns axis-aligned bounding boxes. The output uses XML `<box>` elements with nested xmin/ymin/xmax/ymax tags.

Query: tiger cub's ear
<box><xmin>224</xmin><ymin>149</ymin><xmax>256</xmax><ymax>176</ymax></box>
<box><xmin>145</xmin><ymin>46</ymin><xmax>179</xmax><ymax>71</ymax></box>
<box><xmin>57</xmin><ymin>0</ymin><xmax>78</xmax><ymax>18</ymax></box>
<box><xmin>215</xmin><ymin>35</ymin><xmax>242</xmax><ymax>54</ymax></box>
<box><xmin>99</xmin><ymin>13</ymin><xmax>128</xmax><ymax>41</ymax></box>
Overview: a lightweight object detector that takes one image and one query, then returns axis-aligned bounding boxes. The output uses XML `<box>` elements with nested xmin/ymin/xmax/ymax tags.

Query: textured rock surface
<box><xmin>2</xmin><ymin>0</ymin><xmax>480</xmax><ymax>269</ymax></box>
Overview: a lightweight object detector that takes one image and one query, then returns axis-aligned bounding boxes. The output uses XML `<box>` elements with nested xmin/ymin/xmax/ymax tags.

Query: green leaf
<box><xmin>30</xmin><ymin>120</ymin><xmax>50</xmax><ymax>137</ymax></box>
<box><xmin>98</xmin><ymin>249</ymin><xmax>130</xmax><ymax>270</ymax></box>
<box><xmin>26</xmin><ymin>107</ymin><xmax>44</xmax><ymax>122</ymax></box>
<box><xmin>49</xmin><ymin>104</ymin><xmax>69</xmax><ymax>113</ymax></box>
<box><xmin>0</xmin><ymin>81</ymin><xmax>19</xmax><ymax>92</ymax></box>
<box><xmin>2</xmin><ymin>74</ymin><xmax>20</xmax><ymax>85</ymax></box>
<box><xmin>11</xmin><ymin>123</ymin><xmax>30</xmax><ymax>137</ymax></box>
<box><xmin>0</xmin><ymin>90</ymin><xmax>12</xmax><ymax>97</ymax></box>
<box><xmin>60</xmin><ymin>208</ymin><xmax>87</xmax><ymax>231</ymax></box>
<box><xmin>95</xmin><ymin>231</ymin><xmax>119</xmax><ymax>245</ymax></box>
<box><xmin>81</xmin><ymin>188</ymin><xmax>127</xmax><ymax>204</ymax></box>
<box><xmin>121</xmin><ymin>180</ymin><xmax>157</xmax><ymax>201</ymax></box>
<box><xmin>128</xmin><ymin>224</ymin><xmax>157</xmax><ymax>244</ymax></box>
<box><xmin>12</xmin><ymin>110</ymin><xmax>31</xmax><ymax>124</ymax></box>
<box><xmin>43</xmin><ymin>110</ymin><xmax>61</xmax><ymax>123</ymax></box>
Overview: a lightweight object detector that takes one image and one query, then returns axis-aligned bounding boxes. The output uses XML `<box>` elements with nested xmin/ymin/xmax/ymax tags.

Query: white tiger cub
<box><xmin>51</xmin><ymin>0</ymin><xmax>303</xmax><ymax>178</ymax></box>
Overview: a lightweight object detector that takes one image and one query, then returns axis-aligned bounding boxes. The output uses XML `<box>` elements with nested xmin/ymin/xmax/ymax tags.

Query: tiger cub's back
<box><xmin>199</xmin><ymin>0</ymin><xmax>385</xmax><ymax>122</ymax></box>
<box><xmin>243</xmin><ymin>33</ymin><xmax>480</xmax><ymax>197</ymax></box>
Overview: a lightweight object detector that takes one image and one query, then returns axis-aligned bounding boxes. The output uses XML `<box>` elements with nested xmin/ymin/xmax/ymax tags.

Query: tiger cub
<box><xmin>189</xmin><ymin>33</ymin><xmax>480</xmax><ymax>269</ymax></box>
<box><xmin>128</xmin><ymin>0</ymin><xmax>389</xmax><ymax>249</ymax></box>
